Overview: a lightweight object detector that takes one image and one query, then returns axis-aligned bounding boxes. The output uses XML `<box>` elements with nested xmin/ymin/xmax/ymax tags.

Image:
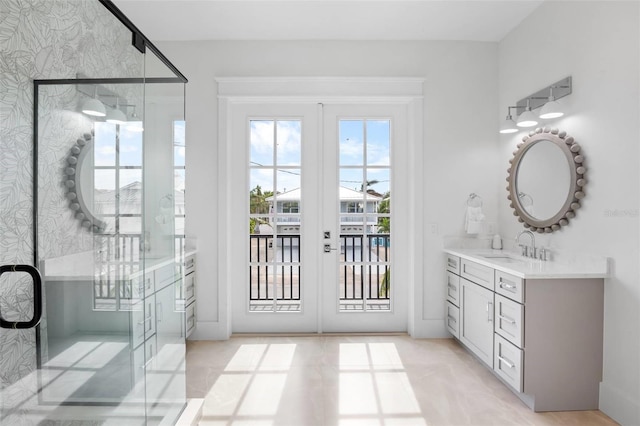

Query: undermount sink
<box><xmin>481</xmin><ymin>254</ymin><xmax>526</xmax><ymax>263</ymax></box>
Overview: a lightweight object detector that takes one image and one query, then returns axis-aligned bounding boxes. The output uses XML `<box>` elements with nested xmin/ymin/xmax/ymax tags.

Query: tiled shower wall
<box><xmin>0</xmin><ymin>0</ymin><xmax>142</xmax><ymax>388</ymax></box>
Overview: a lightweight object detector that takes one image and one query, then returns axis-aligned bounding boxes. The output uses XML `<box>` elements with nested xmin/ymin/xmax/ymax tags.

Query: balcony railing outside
<box><xmin>92</xmin><ymin>234</ymin><xmax>185</xmax><ymax>311</ymax></box>
<box><xmin>248</xmin><ymin>233</ymin><xmax>390</xmax><ymax>312</ymax></box>
<box><xmin>249</xmin><ymin>234</ymin><xmax>300</xmax><ymax>311</ymax></box>
<box><xmin>340</xmin><ymin>234</ymin><xmax>390</xmax><ymax>311</ymax></box>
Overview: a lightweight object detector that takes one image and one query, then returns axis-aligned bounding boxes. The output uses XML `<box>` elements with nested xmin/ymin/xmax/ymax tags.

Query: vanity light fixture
<box><xmin>81</xmin><ymin>86</ymin><xmax>106</xmax><ymax>117</ymax></box>
<box><xmin>539</xmin><ymin>87</ymin><xmax>564</xmax><ymax>119</ymax></box>
<box><xmin>500</xmin><ymin>77</ymin><xmax>573</xmax><ymax>134</ymax></box>
<box><xmin>105</xmin><ymin>98</ymin><xmax>127</xmax><ymax>125</ymax></box>
<box><xmin>516</xmin><ymin>99</ymin><xmax>538</xmax><ymax>128</ymax></box>
<box><xmin>499</xmin><ymin>107</ymin><xmax>518</xmax><ymax>134</ymax></box>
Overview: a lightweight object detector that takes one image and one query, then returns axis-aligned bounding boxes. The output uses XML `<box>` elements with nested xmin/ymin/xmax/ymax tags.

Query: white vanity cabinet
<box><xmin>445</xmin><ymin>255</ymin><xmax>461</xmax><ymax>338</ymax></box>
<box><xmin>459</xmin><ymin>278</ymin><xmax>494</xmax><ymax>367</ymax></box>
<box><xmin>447</xmin><ymin>254</ymin><xmax>494</xmax><ymax>368</ymax></box>
<box><xmin>445</xmin><ymin>250</ymin><xmax>605</xmax><ymax>412</ymax></box>
<box><xmin>183</xmin><ymin>252</ymin><xmax>197</xmax><ymax>337</ymax></box>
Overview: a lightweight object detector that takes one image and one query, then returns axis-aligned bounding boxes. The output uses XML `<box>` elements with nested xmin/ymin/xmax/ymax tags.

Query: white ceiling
<box><xmin>111</xmin><ymin>0</ymin><xmax>544</xmax><ymax>42</ymax></box>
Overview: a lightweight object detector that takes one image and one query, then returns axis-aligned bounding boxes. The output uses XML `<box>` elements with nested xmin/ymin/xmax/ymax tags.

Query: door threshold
<box><xmin>231</xmin><ymin>332</ymin><xmax>409</xmax><ymax>338</ymax></box>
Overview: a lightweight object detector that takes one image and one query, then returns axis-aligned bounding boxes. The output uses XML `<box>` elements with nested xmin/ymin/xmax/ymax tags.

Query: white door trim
<box><xmin>216</xmin><ymin>77</ymin><xmax>424</xmax><ymax>337</ymax></box>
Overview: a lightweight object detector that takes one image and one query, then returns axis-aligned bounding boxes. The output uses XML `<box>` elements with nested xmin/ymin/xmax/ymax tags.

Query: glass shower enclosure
<box><xmin>0</xmin><ymin>1</ymin><xmax>188</xmax><ymax>424</ymax></box>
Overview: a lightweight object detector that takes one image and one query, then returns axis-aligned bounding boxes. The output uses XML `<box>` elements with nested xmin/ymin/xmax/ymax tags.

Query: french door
<box><xmin>230</xmin><ymin>102</ymin><xmax>409</xmax><ymax>333</ymax></box>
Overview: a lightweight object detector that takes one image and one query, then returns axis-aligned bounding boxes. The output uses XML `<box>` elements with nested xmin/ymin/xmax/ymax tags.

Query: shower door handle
<box><xmin>0</xmin><ymin>265</ymin><xmax>43</xmax><ymax>329</ymax></box>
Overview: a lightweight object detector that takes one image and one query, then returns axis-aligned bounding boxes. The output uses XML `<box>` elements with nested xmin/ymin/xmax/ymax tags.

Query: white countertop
<box><xmin>444</xmin><ymin>248</ymin><xmax>609</xmax><ymax>279</ymax></box>
<box><xmin>43</xmin><ymin>250</ymin><xmax>196</xmax><ymax>281</ymax></box>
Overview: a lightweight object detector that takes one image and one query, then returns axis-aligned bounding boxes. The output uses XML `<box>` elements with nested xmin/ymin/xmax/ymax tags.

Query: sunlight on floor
<box><xmin>338</xmin><ymin>343</ymin><xmax>426</xmax><ymax>426</ymax></box>
<box><xmin>202</xmin><ymin>343</ymin><xmax>296</xmax><ymax>423</ymax></box>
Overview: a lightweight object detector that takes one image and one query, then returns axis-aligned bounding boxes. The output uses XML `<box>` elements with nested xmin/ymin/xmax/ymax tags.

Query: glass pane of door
<box><xmin>232</xmin><ymin>103</ymin><xmax>318</xmax><ymax>333</ymax></box>
<box><xmin>321</xmin><ymin>104</ymin><xmax>407</xmax><ymax>333</ymax></box>
<box><xmin>338</xmin><ymin>120</ymin><xmax>391</xmax><ymax>312</ymax></box>
<box><xmin>249</xmin><ymin>120</ymin><xmax>302</xmax><ymax>312</ymax></box>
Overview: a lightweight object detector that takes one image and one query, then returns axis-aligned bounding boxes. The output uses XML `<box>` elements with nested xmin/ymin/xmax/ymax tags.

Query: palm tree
<box><xmin>376</xmin><ymin>191</ymin><xmax>391</xmax><ymax>297</ymax></box>
<box><xmin>360</xmin><ymin>179</ymin><xmax>379</xmax><ymax>192</ymax></box>
<box><xmin>249</xmin><ymin>185</ymin><xmax>273</xmax><ymax>232</ymax></box>
<box><xmin>377</xmin><ymin>191</ymin><xmax>390</xmax><ymax>233</ymax></box>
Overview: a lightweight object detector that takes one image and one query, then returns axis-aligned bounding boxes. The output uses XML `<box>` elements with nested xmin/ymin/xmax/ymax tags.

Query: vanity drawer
<box><xmin>461</xmin><ymin>259</ymin><xmax>494</xmax><ymax>290</ymax></box>
<box><xmin>495</xmin><ymin>270</ymin><xmax>524</xmax><ymax>303</ymax></box>
<box><xmin>494</xmin><ymin>294</ymin><xmax>524</xmax><ymax>348</ymax></box>
<box><xmin>185</xmin><ymin>272</ymin><xmax>196</xmax><ymax>306</ymax></box>
<box><xmin>446</xmin><ymin>255</ymin><xmax>460</xmax><ymax>274</ymax></box>
<box><xmin>130</xmin><ymin>272</ymin><xmax>154</xmax><ymax>299</ymax></box>
<box><xmin>131</xmin><ymin>294</ymin><xmax>157</xmax><ymax>349</ymax></box>
<box><xmin>155</xmin><ymin>262</ymin><xmax>180</xmax><ymax>292</ymax></box>
<box><xmin>184</xmin><ymin>253</ymin><xmax>196</xmax><ymax>275</ymax></box>
<box><xmin>186</xmin><ymin>302</ymin><xmax>196</xmax><ymax>338</ymax></box>
<box><xmin>445</xmin><ymin>301</ymin><xmax>460</xmax><ymax>339</ymax></box>
<box><xmin>446</xmin><ymin>272</ymin><xmax>460</xmax><ymax>306</ymax></box>
<box><xmin>494</xmin><ymin>334</ymin><xmax>523</xmax><ymax>393</ymax></box>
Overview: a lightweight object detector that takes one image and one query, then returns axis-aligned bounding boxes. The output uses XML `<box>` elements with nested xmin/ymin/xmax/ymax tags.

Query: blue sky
<box><xmin>93</xmin><ymin>121</ymin><xmax>186</xmax><ymax>191</ymax></box>
<box><xmin>249</xmin><ymin>119</ymin><xmax>391</xmax><ymax>195</ymax></box>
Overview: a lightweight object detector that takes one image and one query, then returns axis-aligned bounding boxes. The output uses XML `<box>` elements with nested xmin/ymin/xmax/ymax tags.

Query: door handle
<box><xmin>0</xmin><ymin>264</ymin><xmax>43</xmax><ymax>329</ymax></box>
<box><xmin>324</xmin><ymin>244</ymin><xmax>337</xmax><ymax>253</ymax></box>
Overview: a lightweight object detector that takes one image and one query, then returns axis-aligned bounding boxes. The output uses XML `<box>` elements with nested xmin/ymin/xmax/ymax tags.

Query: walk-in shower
<box><xmin>1</xmin><ymin>1</ymin><xmax>188</xmax><ymax>424</ymax></box>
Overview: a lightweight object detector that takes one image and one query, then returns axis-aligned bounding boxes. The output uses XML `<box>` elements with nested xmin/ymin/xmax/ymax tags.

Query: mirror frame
<box><xmin>64</xmin><ymin>131</ymin><xmax>107</xmax><ymax>233</ymax></box>
<box><xmin>507</xmin><ymin>127</ymin><xmax>587</xmax><ymax>233</ymax></box>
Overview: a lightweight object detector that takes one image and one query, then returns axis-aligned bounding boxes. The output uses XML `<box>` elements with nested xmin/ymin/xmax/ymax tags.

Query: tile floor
<box><xmin>186</xmin><ymin>335</ymin><xmax>617</xmax><ymax>426</ymax></box>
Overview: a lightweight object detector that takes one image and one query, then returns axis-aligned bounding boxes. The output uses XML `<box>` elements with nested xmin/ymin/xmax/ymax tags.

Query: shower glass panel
<box><xmin>140</xmin><ymin>47</ymin><xmax>188</xmax><ymax>422</ymax></box>
<box><xmin>34</xmin><ymin>76</ymin><xmax>186</xmax><ymax>423</ymax></box>
<box><xmin>36</xmin><ymin>80</ymin><xmax>149</xmax><ymax>421</ymax></box>
<box><xmin>1</xmin><ymin>0</ymin><xmax>187</xmax><ymax>423</ymax></box>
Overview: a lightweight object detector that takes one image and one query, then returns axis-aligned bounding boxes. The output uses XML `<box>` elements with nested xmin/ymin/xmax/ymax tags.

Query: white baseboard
<box><xmin>599</xmin><ymin>381</ymin><xmax>640</xmax><ymax>425</ymax></box>
<box><xmin>190</xmin><ymin>319</ymin><xmax>450</xmax><ymax>340</ymax></box>
<box><xmin>188</xmin><ymin>321</ymin><xmax>229</xmax><ymax>340</ymax></box>
<box><xmin>409</xmin><ymin>319</ymin><xmax>450</xmax><ymax>339</ymax></box>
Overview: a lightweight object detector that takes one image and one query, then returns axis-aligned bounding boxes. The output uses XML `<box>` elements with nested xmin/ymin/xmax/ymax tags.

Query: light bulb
<box><xmin>82</xmin><ymin>98</ymin><xmax>106</xmax><ymax>117</ymax></box>
<box><xmin>517</xmin><ymin>100</ymin><xmax>538</xmax><ymax>128</ymax></box>
<box><xmin>106</xmin><ymin>108</ymin><xmax>127</xmax><ymax>125</ymax></box>
<box><xmin>539</xmin><ymin>100</ymin><xmax>564</xmax><ymax>119</ymax></box>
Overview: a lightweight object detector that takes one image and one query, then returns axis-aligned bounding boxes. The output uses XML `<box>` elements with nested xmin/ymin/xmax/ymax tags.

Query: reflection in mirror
<box><xmin>507</xmin><ymin>127</ymin><xmax>586</xmax><ymax>233</ymax></box>
<box><xmin>515</xmin><ymin>140</ymin><xmax>570</xmax><ymax>221</ymax></box>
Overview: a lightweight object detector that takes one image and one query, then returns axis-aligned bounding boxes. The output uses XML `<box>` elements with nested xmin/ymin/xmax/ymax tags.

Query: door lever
<box><xmin>324</xmin><ymin>244</ymin><xmax>338</xmax><ymax>253</ymax></box>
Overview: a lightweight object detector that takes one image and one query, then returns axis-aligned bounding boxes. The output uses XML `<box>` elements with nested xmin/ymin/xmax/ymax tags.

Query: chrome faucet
<box><xmin>515</xmin><ymin>230</ymin><xmax>536</xmax><ymax>258</ymax></box>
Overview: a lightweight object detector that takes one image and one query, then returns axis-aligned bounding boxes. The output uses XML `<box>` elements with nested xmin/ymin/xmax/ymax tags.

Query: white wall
<box><xmin>156</xmin><ymin>40</ymin><xmax>500</xmax><ymax>339</ymax></box>
<box><xmin>498</xmin><ymin>2</ymin><xmax>640</xmax><ymax>424</ymax></box>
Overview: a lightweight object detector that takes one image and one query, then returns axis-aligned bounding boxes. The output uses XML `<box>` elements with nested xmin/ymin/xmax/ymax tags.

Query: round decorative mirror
<box><xmin>507</xmin><ymin>127</ymin><xmax>586</xmax><ymax>233</ymax></box>
<box><xmin>64</xmin><ymin>131</ymin><xmax>107</xmax><ymax>233</ymax></box>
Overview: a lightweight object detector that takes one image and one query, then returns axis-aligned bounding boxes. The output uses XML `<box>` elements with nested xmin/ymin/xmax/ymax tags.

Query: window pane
<box><xmin>366</xmin><ymin>120</ymin><xmax>390</xmax><ymax>166</ymax></box>
<box><xmin>94</xmin><ymin>169</ymin><xmax>115</xmax><ymax>214</ymax></box>
<box><xmin>120</xmin><ymin>216</ymin><xmax>142</xmax><ymax>234</ymax></box>
<box><xmin>119</xmin><ymin>126</ymin><xmax>142</xmax><ymax>166</ymax></box>
<box><xmin>174</xmin><ymin>146</ymin><xmax>185</xmax><ymax>168</ymax></box>
<box><xmin>340</xmin><ymin>168</ymin><xmax>364</xmax><ymax>193</ymax></box>
<box><xmin>94</xmin><ymin>122</ymin><xmax>116</xmax><ymax>166</ymax></box>
<box><xmin>250</xmin><ymin>120</ymin><xmax>274</xmax><ymax>166</ymax></box>
<box><xmin>119</xmin><ymin>170</ymin><xmax>142</xmax><ymax>215</ymax></box>
<box><xmin>276</xmin><ymin>120</ymin><xmax>301</xmax><ymax>166</ymax></box>
<box><xmin>175</xmin><ymin>168</ymin><xmax>185</xmax><ymax>213</ymax></box>
<box><xmin>366</xmin><ymin>168</ymin><xmax>390</xmax><ymax>200</ymax></box>
<box><xmin>250</xmin><ymin>169</ymin><xmax>273</xmax><ymax>215</ymax></box>
<box><xmin>339</xmin><ymin>120</ymin><xmax>364</xmax><ymax>166</ymax></box>
<box><xmin>276</xmin><ymin>169</ymin><xmax>300</xmax><ymax>196</ymax></box>
<box><xmin>175</xmin><ymin>217</ymin><xmax>185</xmax><ymax>235</ymax></box>
<box><xmin>174</xmin><ymin>120</ymin><xmax>186</xmax><ymax>166</ymax></box>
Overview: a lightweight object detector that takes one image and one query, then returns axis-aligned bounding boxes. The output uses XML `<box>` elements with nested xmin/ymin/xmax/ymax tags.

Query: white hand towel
<box><xmin>465</xmin><ymin>206</ymin><xmax>485</xmax><ymax>234</ymax></box>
